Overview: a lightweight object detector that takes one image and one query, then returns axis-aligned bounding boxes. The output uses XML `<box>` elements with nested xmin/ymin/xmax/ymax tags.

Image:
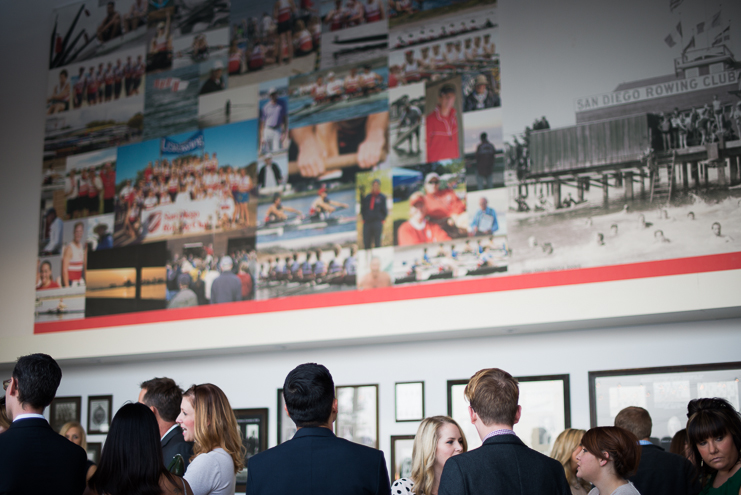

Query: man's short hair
<box><xmin>283</xmin><ymin>363</ymin><xmax>335</xmax><ymax>427</ymax></box>
<box><xmin>13</xmin><ymin>353</ymin><xmax>62</xmax><ymax>409</ymax></box>
<box><xmin>480</xmin><ymin>132</ymin><xmax>487</xmax><ymax>140</ymax></box>
<box><xmin>464</xmin><ymin>368</ymin><xmax>518</xmax><ymax>426</ymax></box>
<box><xmin>614</xmin><ymin>406</ymin><xmax>652</xmax><ymax>439</ymax></box>
<box><xmin>140</xmin><ymin>377</ymin><xmax>184</xmax><ymax>422</ymax></box>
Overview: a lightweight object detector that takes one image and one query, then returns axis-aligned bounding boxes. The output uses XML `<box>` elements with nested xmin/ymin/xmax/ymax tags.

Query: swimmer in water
<box><xmin>595</xmin><ymin>232</ymin><xmax>605</xmax><ymax>246</ymax></box>
<box><xmin>610</xmin><ymin>224</ymin><xmax>618</xmax><ymax>236</ymax></box>
<box><xmin>711</xmin><ymin>221</ymin><xmax>734</xmax><ymax>242</ymax></box>
<box><xmin>654</xmin><ymin>229</ymin><xmax>670</xmax><ymax>243</ymax></box>
<box><xmin>638</xmin><ymin>214</ymin><xmax>653</xmax><ymax>229</ymax></box>
<box><xmin>687</xmin><ymin>211</ymin><xmax>695</xmax><ymax>220</ymax></box>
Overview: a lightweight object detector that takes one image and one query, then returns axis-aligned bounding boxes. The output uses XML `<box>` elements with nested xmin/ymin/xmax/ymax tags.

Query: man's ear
<box><xmin>332</xmin><ymin>398</ymin><xmax>338</xmax><ymax>415</ymax></box>
<box><xmin>283</xmin><ymin>403</ymin><xmax>291</xmax><ymax>418</ymax></box>
<box><xmin>513</xmin><ymin>405</ymin><xmax>521</xmax><ymax>425</ymax></box>
<box><xmin>468</xmin><ymin>405</ymin><xmax>478</xmax><ymax>425</ymax></box>
<box><xmin>7</xmin><ymin>377</ymin><xmax>18</xmax><ymax>397</ymax></box>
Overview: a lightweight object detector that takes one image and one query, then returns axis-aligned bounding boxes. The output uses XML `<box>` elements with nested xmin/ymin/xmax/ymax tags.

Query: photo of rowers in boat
<box><xmin>145</xmin><ymin>0</ymin><xmax>231</xmax><ymax>72</ymax></box>
<box><xmin>388</xmin><ymin>7</ymin><xmax>498</xmax><ymax>86</ymax></box>
<box><xmin>388</xmin><ymin>0</ymin><xmax>495</xmax><ymax>28</ymax></box>
<box><xmin>288</xmin><ymin>57</ymin><xmax>388</xmax><ymax>128</ymax></box>
<box><xmin>49</xmin><ymin>0</ymin><xmax>149</xmax><ymax>69</ymax></box>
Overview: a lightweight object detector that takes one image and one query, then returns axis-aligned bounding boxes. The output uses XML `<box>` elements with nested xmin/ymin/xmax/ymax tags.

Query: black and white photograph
<box><xmin>319</xmin><ymin>21</ymin><xmax>388</xmax><ymax>70</ymax></box>
<box><xmin>199</xmin><ymin>82</ymin><xmax>259</xmax><ymax>129</ymax></box>
<box><xmin>277</xmin><ymin>389</ymin><xmax>296</xmax><ymax>444</ymax></box>
<box><xmin>87</xmin><ymin>442</ymin><xmax>103</xmax><ymax>464</ymax></box>
<box><xmin>388</xmin><ymin>82</ymin><xmax>426</xmax><ymax>167</ymax></box>
<box><xmin>87</xmin><ymin>395</ymin><xmax>113</xmax><ymax>434</ymax></box>
<box><xmin>504</xmin><ymin>0</ymin><xmax>741</xmax><ymax>276</ymax></box>
<box><xmin>390</xmin><ymin>435</ymin><xmax>415</xmax><ymax>482</ymax></box>
<box><xmin>395</xmin><ymin>381</ymin><xmax>424</xmax><ymax>422</ymax></box>
<box><xmin>49</xmin><ymin>396</ymin><xmax>82</xmax><ymax>432</ymax></box>
<box><xmin>233</xmin><ymin>407</ymin><xmax>269</xmax><ymax>492</ymax></box>
<box><xmin>335</xmin><ymin>384</ymin><xmax>379</xmax><ymax>449</ymax></box>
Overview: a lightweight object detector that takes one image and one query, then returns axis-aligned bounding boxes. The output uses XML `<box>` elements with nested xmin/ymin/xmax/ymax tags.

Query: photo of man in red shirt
<box><xmin>426</xmin><ymin>83</ymin><xmax>460</xmax><ymax>162</ymax></box>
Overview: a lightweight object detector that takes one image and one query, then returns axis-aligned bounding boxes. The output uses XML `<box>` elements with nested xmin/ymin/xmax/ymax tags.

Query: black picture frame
<box><xmin>335</xmin><ymin>384</ymin><xmax>379</xmax><ymax>449</ymax></box>
<box><xmin>87</xmin><ymin>442</ymin><xmax>102</xmax><ymax>464</ymax></box>
<box><xmin>233</xmin><ymin>408</ymin><xmax>269</xmax><ymax>493</ymax></box>
<box><xmin>87</xmin><ymin>395</ymin><xmax>113</xmax><ymax>435</ymax></box>
<box><xmin>395</xmin><ymin>381</ymin><xmax>425</xmax><ymax>422</ymax></box>
<box><xmin>277</xmin><ymin>388</ymin><xmax>296</xmax><ymax>444</ymax></box>
<box><xmin>390</xmin><ymin>435</ymin><xmax>415</xmax><ymax>483</ymax></box>
<box><xmin>588</xmin><ymin>361</ymin><xmax>741</xmax><ymax>443</ymax></box>
<box><xmin>49</xmin><ymin>396</ymin><xmax>82</xmax><ymax>432</ymax></box>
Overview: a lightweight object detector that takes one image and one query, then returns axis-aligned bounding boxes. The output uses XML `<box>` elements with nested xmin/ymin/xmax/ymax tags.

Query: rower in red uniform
<box><xmin>274</xmin><ymin>0</ymin><xmax>296</xmax><ymax>66</ymax></box>
<box><xmin>365</xmin><ymin>0</ymin><xmax>385</xmax><ymax>22</ymax></box>
<box><xmin>344</xmin><ymin>67</ymin><xmax>361</xmax><ymax>97</ymax></box>
<box><xmin>104</xmin><ymin>62</ymin><xmax>115</xmax><ymax>101</ymax></box>
<box><xmin>248</xmin><ymin>42</ymin><xmax>265</xmax><ymax>71</ymax></box>
<box><xmin>294</xmin><ymin>19</ymin><xmax>313</xmax><ymax>56</ymax></box>
<box><xmin>324</xmin><ymin>0</ymin><xmax>346</xmax><ymax>31</ymax></box>
<box><xmin>397</xmin><ymin>192</ymin><xmax>451</xmax><ymax>245</ymax></box>
<box><xmin>426</xmin><ymin>83</ymin><xmax>460</xmax><ymax>162</ymax></box>
<box><xmin>312</xmin><ymin>75</ymin><xmax>327</xmax><ymax>103</ymax></box>
<box><xmin>73</xmin><ymin>67</ymin><xmax>86</xmax><ymax>109</ymax></box>
<box><xmin>86</xmin><ymin>66</ymin><xmax>98</xmax><ymax>105</ymax></box>
<box><xmin>113</xmin><ymin>59</ymin><xmax>123</xmax><ymax>99</ymax></box>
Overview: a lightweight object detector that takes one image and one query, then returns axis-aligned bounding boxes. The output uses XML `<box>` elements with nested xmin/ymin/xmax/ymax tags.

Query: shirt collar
<box><xmin>482</xmin><ymin>428</ymin><xmax>517</xmax><ymax>442</ymax></box>
<box><xmin>638</xmin><ymin>439</ymin><xmax>653</xmax><ymax>446</ymax></box>
<box><xmin>13</xmin><ymin>413</ymin><xmax>47</xmax><ymax>422</ymax></box>
<box><xmin>162</xmin><ymin>423</ymin><xmax>179</xmax><ymax>441</ymax></box>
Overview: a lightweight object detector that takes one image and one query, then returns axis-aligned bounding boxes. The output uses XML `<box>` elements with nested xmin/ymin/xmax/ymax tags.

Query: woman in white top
<box><xmin>391</xmin><ymin>416</ymin><xmax>467</xmax><ymax>495</ymax></box>
<box><xmin>575</xmin><ymin>427</ymin><xmax>641</xmax><ymax>495</ymax></box>
<box><xmin>177</xmin><ymin>384</ymin><xmax>244</xmax><ymax>495</ymax></box>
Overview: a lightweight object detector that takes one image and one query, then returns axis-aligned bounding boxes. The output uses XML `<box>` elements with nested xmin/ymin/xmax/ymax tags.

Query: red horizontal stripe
<box><xmin>34</xmin><ymin>252</ymin><xmax>741</xmax><ymax>334</ymax></box>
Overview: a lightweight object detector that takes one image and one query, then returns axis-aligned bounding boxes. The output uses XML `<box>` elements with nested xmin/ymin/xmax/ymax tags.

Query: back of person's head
<box><xmin>464</xmin><ymin>368</ymin><xmax>518</xmax><ymax>426</ymax></box>
<box><xmin>60</xmin><ymin>421</ymin><xmax>87</xmax><ymax>450</ymax></box>
<box><xmin>283</xmin><ymin>363</ymin><xmax>335</xmax><ymax>427</ymax></box>
<box><xmin>140</xmin><ymin>377</ymin><xmax>183</xmax><ymax>423</ymax></box>
<box><xmin>0</xmin><ymin>397</ymin><xmax>10</xmax><ymax>430</ymax></box>
<box><xmin>669</xmin><ymin>428</ymin><xmax>689</xmax><ymax>458</ymax></box>
<box><xmin>581</xmin><ymin>426</ymin><xmax>641</xmax><ymax>479</ymax></box>
<box><xmin>411</xmin><ymin>416</ymin><xmax>467</xmax><ymax>495</ymax></box>
<box><xmin>550</xmin><ymin>428</ymin><xmax>587</xmax><ymax>488</ymax></box>
<box><xmin>686</xmin><ymin>397</ymin><xmax>741</xmax><ymax>481</ymax></box>
<box><xmin>89</xmin><ymin>403</ymin><xmax>171</xmax><ymax>495</ymax></box>
<box><xmin>12</xmin><ymin>353</ymin><xmax>62</xmax><ymax>410</ymax></box>
<box><xmin>183</xmin><ymin>384</ymin><xmax>244</xmax><ymax>473</ymax></box>
<box><xmin>614</xmin><ymin>406</ymin><xmax>652</xmax><ymax>439</ymax></box>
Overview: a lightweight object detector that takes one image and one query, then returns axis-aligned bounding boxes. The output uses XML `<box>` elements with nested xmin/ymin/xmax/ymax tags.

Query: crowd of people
<box><xmin>228</xmin><ymin>2</ymin><xmax>321</xmax><ymax>75</ymax></box>
<box><xmin>116</xmin><ymin>154</ymin><xmax>255</xmax><ymax>242</ymax></box>
<box><xmin>4</xmin><ymin>355</ymin><xmax>741</xmax><ymax>495</ymax></box>
<box><xmin>657</xmin><ymin>97</ymin><xmax>741</xmax><ymax>150</ymax></box>
<box><xmin>389</xmin><ymin>34</ymin><xmax>496</xmax><ymax>86</ymax></box>
<box><xmin>166</xmin><ymin>248</ymin><xmax>258</xmax><ymax>307</ymax></box>
<box><xmin>47</xmin><ymin>56</ymin><xmax>145</xmax><ymax>114</ymax></box>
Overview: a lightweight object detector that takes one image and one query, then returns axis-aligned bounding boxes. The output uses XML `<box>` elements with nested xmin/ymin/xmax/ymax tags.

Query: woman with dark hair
<box><xmin>86</xmin><ymin>403</ymin><xmax>192</xmax><ymax>495</ymax></box>
<box><xmin>670</xmin><ymin>428</ymin><xmax>693</xmax><ymax>463</ymax></box>
<box><xmin>177</xmin><ymin>384</ymin><xmax>244</xmax><ymax>495</ymax></box>
<box><xmin>686</xmin><ymin>397</ymin><xmax>741</xmax><ymax>494</ymax></box>
<box><xmin>575</xmin><ymin>426</ymin><xmax>641</xmax><ymax>495</ymax></box>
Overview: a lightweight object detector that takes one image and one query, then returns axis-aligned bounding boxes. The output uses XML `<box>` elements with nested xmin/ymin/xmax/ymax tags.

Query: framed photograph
<box><xmin>87</xmin><ymin>442</ymin><xmax>102</xmax><ymax>464</ymax></box>
<box><xmin>233</xmin><ymin>408</ymin><xmax>269</xmax><ymax>493</ymax></box>
<box><xmin>87</xmin><ymin>395</ymin><xmax>113</xmax><ymax>434</ymax></box>
<box><xmin>390</xmin><ymin>435</ymin><xmax>415</xmax><ymax>483</ymax></box>
<box><xmin>395</xmin><ymin>382</ymin><xmax>425</xmax><ymax>422</ymax></box>
<box><xmin>335</xmin><ymin>384</ymin><xmax>379</xmax><ymax>449</ymax></box>
<box><xmin>589</xmin><ymin>362</ymin><xmax>741</xmax><ymax>445</ymax></box>
<box><xmin>447</xmin><ymin>374</ymin><xmax>570</xmax><ymax>453</ymax></box>
<box><xmin>49</xmin><ymin>396</ymin><xmax>81</xmax><ymax>432</ymax></box>
<box><xmin>277</xmin><ymin>389</ymin><xmax>296</xmax><ymax>444</ymax></box>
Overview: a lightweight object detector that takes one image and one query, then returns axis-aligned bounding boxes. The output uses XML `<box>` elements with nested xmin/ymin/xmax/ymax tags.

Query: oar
<box><xmin>289</xmin><ymin>151</ymin><xmax>387</xmax><ymax>175</ymax></box>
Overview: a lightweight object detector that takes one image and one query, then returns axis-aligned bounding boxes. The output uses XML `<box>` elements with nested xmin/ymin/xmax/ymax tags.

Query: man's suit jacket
<box><xmin>161</xmin><ymin>425</ymin><xmax>194</xmax><ymax>470</ymax></box>
<box><xmin>0</xmin><ymin>418</ymin><xmax>88</xmax><ymax>495</ymax></box>
<box><xmin>245</xmin><ymin>426</ymin><xmax>390</xmax><ymax>495</ymax></box>
<box><xmin>629</xmin><ymin>444</ymin><xmax>700</xmax><ymax>495</ymax></box>
<box><xmin>439</xmin><ymin>434</ymin><xmax>571</xmax><ymax>495</ymax></box>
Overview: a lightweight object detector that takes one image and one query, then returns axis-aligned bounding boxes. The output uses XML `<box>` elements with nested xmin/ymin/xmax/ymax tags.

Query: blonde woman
<box><xmin>60</xmin><ymin>421</ymin><xmax>97</xmax><ymax>481</ymax></box>
<box><xmin>391</xmin><ymin>416</ymin><xmax>467</xmax><ymax>494</ymax></box>
<box><xmin>176</xmin><ymin>384</ymin><xmax>244</xmax><ymax>495</ymax></box>
<box><xmin>551</xmin><ymin>428</ymin><xmax>591</xmax><ymax>495</ymax></box>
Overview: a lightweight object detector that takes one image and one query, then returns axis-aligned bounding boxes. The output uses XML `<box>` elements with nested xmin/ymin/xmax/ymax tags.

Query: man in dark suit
<box><xmin>138</xmin><ymin>377</ymin><xmax>194</xmax><ymax>470</ymax></box>
<box><xmin>0</xmin><ymin>353</ymin><xmax>88</xmax><ymax>495</ymax></box>
<box><xmin>246</xmin><ymin>363</ymin><xmax>390</xmax><ymax>495</ymax></box>
<box><xmin>360</xmin><ymin>178</ymin><xmax>388</xmax><ymax>250</ymax></box>
<box><xmin>439</xmin><ymin>368</ymin><xmax>570</xmax><ymax>495</ymax></box>
<box><xmin>614</xmin><ymin>406</ymin><xmax>699</xmax><ymax>495</ymax></box>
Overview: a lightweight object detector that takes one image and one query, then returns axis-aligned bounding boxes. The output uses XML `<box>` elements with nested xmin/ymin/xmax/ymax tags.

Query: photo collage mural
<box><xmin>36</xmin><ymin>0</ymin><xmax>740</xmax><ymax>330</ymax></box>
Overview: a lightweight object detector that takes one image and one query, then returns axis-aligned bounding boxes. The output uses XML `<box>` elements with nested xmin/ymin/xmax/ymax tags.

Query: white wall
<box><xmin>41</xmin><ymin>316</ymin><xmax>740</xmax><ymax>484</ymax></box>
